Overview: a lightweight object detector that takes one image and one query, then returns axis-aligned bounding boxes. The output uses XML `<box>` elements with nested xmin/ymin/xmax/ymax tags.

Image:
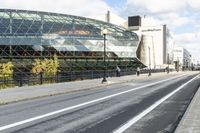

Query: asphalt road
<box><xmin>0</xmin><ymin>73</ymin><xmax>199</xmax><ymax>133</ymax></box>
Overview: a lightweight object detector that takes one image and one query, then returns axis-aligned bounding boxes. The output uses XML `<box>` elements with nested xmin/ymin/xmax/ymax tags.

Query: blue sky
<box><xmin>0</xmin><ymin>0</ymin><xmax>199</xmax><ymax>62</ymax></box>
<box><xmin>105</xmin><ymin>0</ymin><xmax>125</xmax><ymax>6</ymax></box>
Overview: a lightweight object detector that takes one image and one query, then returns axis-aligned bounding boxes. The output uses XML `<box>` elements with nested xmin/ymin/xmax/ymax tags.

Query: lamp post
<box><xmin>101</xmin><ymin>28</ymin><xmax>108</xmax><ymax>83</ymax></box>
<box><xmin>177</xmin><ymin>58</ymin><xmax>179</xmax><ymax>72</ymax></box>
<box><xmin>148</xmin><ymin>46</ymin><xmax>151</xmax><ymax>76</ymax></box>
<box><xmin>167</xmin><ymin>53</ymin><xmax>170</xmax><ymax>73</ymax></box>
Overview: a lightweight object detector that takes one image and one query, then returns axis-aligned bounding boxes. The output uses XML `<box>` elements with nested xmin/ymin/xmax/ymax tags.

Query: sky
<box><xmin>0</xmin><ymin>0</ymin><xmax>199</xmax><ymax>62</ymax></box>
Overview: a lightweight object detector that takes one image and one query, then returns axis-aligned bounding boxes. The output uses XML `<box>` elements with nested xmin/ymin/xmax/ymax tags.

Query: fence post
<box><xmin>19</xmin><ymin>73</ymin><xmax>23</xmax><ymax>87</ymax></box>
<box><xmin>56</xmin><ymin>71</ymin><xmax>59</xmax><ymax>83</ymax></box>
<box><xmin>3</xmin><ymin>75</ymin><xmax>6</xmax><ymax>88</ymax></box>
<box><xmin>70</xmin><ymin>71</ymin><xmax>72</xmax><ymax>81</ymax></box>
<box><xmin>40</xmin><ymin>72</ymin><xmax>43</xmax><ymax>85</ymax></box>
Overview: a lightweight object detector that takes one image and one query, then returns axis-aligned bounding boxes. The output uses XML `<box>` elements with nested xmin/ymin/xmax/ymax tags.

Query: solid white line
<box><xmin>0</xmin><ymin>74</ymin><xmax>188</xmax><ymax>131</ymax></box>
<box><xmin>113</xmin><ymin>74</ymin><xmax>199</xmax><ymax>133</ymax></box>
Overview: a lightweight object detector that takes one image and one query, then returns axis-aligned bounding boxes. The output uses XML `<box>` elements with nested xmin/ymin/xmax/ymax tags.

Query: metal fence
<box><xmin>0</xmin><ymin>68</ymin><xmax>167</xmax><ymax>88</ymax></box>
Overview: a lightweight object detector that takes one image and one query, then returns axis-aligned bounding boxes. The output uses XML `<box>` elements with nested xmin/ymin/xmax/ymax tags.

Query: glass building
<box><xmin>0</xmin><ymin>9</ymin><xmax>144</xmax><ymax>72</ymax></box>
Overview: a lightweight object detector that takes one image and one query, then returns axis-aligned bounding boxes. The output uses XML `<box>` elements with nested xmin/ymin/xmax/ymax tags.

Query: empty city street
<box><xmin>0</xmin><ymin>72</ymin><xmax>199</xmax><ymax>133</ymax></box>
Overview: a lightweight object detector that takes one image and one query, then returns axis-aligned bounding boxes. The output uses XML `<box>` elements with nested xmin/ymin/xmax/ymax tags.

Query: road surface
<box><xmin>0</xmin><ymin>72</ymin><xmax>199</xmax><ymax>133</ymax></box>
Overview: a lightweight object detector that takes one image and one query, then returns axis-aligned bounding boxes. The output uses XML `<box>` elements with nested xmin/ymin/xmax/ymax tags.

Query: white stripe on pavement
<box><xmin>113</xmin><ymin>74</ymin><xmax>199</xmax><ymax>133</ymax></box>
<box><xmin>0</xmin><ymin>74</ymin><xmax>189</xmax><ymax>131</ymax></box>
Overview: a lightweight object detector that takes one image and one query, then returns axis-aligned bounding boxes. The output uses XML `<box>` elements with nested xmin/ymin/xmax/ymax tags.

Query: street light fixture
<box><xmin>101</xmin><ymin>28</ymin><xmax>108</xmax><ymax>83</ymax></box>
<box><xmin>148</xmin><ymin>46</ymin><xmax>151</xmax><ymax>76</ymax></box>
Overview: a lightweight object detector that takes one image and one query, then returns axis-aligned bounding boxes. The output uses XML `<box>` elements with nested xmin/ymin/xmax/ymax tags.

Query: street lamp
<box><xmin>101</xmin><ymin>28</ymin><xmax>108</xmax><ymax>83</ymax></box>
<box><xmin>167</xmin><ymin>53</ymin><xmax>170</xmax><ymax>73</ymax></box>
<box><xmin>177</xmin><ymin>58</ymin><xmax>179</xmax><ymax>72</ymax></box>
<box><xmin>148</xmin><ymin>46</ymin><xmax>151</xmax><ymax>76</ymax></box>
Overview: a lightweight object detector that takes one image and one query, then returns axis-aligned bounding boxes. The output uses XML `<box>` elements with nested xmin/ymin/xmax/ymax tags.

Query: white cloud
<box><xmin>127</xmin><ymin>0</ymin><xmax>187</xmax><ymax>13</ymax></box>
<box><xmin>159</xmin><ymin>13</ymin><xmax>191</xmax><ymax>29</ymax></box>
<box><xmin>175</xmin><ymin>32</ymin><xmax>200</xmax><ymax>61</ymax></box>
<box><xmin>175</xmin><ymin>33</ymin><xmax>198</xmax><ymax>43</ymax></box>
<box><xmin>188</xmin><ymin>0</ymin><xmax>200</xmax><ymax>10</ymax></box>
<box><xmin>0</xmin><ymin>0</ymin><xmax>112</xmax><ymax>16</ymax></box>
<box><xmin>126</xmin><ymin>0</ymin><xmax>200</xmax><ymax>13</ymax></box>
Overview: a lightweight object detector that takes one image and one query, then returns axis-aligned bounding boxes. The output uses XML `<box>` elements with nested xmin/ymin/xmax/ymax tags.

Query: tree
<box><xmin>32</xmin><ymin>59</ymin><xmax>46</xmax><ymax>74</ymax></box>
<box><xmin>31</xmin><ymin>54</ymin><xmax>60</xmax><ymax>83</ymax></box>
<box><xmin>0</xmin><ymin>62</ymin><xmax>14</xmax><ymax>89</ymax></box>
<box><xmin>0</xmin><ymin>62</ymin><xmax>13</xmax><ymax>78</ymax></box>
<box><xmin>44</xmin><ymin>54</ymin><xmax>59</xmax><ymax>76</ymax></box>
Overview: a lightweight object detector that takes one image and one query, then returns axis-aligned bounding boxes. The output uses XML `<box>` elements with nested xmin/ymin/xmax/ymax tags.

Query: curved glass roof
<box><xmin>0</xmin><ymin>9</ymin><xmax>138</xmax><ymax>40</ymax></box>
<box><xmin>0</xmin><ymin>9</ymin><xmax>139</xmax><ymax>58</ymax></box>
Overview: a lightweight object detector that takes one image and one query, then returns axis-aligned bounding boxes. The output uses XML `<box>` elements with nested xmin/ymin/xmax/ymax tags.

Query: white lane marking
<box><xmin>0</xmin><ymin>74</ymin><xmax>188</xmax><ymax>131</ymax></box>
<box><xmin>113</xmin><ymin>74</ymin><xmax>199</xmax><ymax>133</ymax></box>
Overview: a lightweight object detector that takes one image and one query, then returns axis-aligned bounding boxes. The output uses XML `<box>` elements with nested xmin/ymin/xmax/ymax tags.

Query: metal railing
<box><xmin>0</xmin><ymin>68</ymin><xmax>167</xmax><ymax>89</ymax></box>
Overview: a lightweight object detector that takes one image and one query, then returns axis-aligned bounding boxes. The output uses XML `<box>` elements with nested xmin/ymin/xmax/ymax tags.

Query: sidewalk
<box><xmin>175</xmin><ymin>81</ymin><xmax>200</xmax><ymax>133</ymax></box>
<box><xmin>0</xmin><ymin>71</ymin><xmax>186</xmax><ymax>105</ymax></box>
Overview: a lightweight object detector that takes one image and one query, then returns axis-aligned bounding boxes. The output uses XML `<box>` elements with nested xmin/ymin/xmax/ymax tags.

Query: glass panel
<box><xmin>19</xmin><ymin>12</ymin><xmax>41</xmax><ymax>21</ymax></box>
<box><xmin>12</xmin><ymin>12</ymin><xmax>22</xmax><ymax>19</ymax></box>
<box><xmin>0</xmin><ymin>12</ymin><xmax>10</xmax><ymax>18</ymax></box>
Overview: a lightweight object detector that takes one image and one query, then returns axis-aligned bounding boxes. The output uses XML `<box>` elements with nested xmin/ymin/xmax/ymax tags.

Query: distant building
<box><xmin>127</xmin><ymin>16</ymin><xmax>174</xmax><ymax>69</ymax></box>
<box><xmin>173</xmin><ymin>47</ymin><xmax>191</xmax><ymax>71</ymax></box>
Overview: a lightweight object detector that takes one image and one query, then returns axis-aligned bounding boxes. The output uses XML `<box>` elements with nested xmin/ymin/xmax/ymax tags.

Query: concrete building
<box><xmin>127</xmin><ymin>16</ymin><xmax>174</xmax><ymax>69</ymax></box>
<box><xmin>173</xmin><ymin>47</ymin><xmax>191</xmax><ymax>71</ymax></box>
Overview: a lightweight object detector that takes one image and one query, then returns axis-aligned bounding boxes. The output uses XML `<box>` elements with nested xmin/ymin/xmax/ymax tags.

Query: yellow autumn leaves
<box><xmin>0</xmin><ymin>62</ymin><xmax>13</xmax><ymax>79</ymax></box>
<box><xmin>32</xmin><ymin>54</ymin><xmax>60</xmax><ymax>76</ymax></box>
